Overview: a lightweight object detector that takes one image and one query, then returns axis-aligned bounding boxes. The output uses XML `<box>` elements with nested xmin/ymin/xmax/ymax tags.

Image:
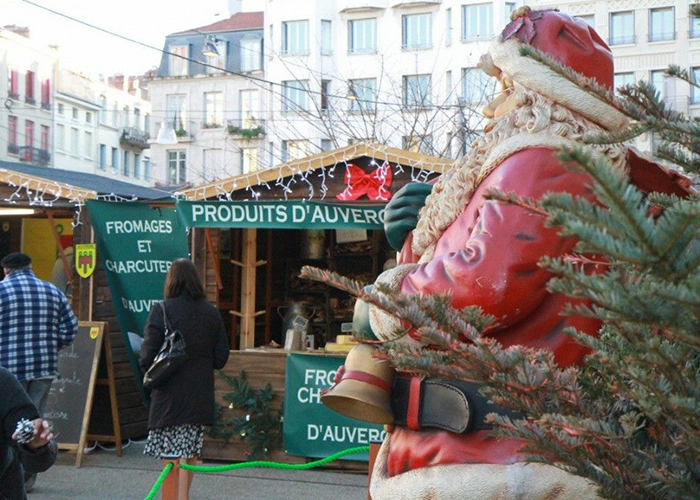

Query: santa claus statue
<box><xmin>321</xmin><ymin>6</ymin><xmax>689</xmax><ymax>500</ymax></box>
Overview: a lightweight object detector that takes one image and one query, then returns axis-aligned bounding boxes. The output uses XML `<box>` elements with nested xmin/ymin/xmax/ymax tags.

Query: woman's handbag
<box><xmin>143</xmin><ymin>302</ymin><xmax>188</xmax><ymax>390</ymax></box>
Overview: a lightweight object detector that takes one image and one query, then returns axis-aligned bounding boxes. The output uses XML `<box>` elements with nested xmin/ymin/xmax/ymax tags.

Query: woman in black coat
<box><xmin>140</xmin><ymin>259</ymin><xmax>229</xmax><ymax>500</ymax></box>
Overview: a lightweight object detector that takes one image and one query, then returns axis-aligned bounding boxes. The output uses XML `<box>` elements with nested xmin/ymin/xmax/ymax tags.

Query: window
<box><xmin>71</xmin><ymin>127</ymin><xmax>79</xmax><ymax>155</ymax></box>
<box><xmin>25</xmin><ymin>71</ymin><xmax>35</xmax><ymax>103</ymax></box>
<box><xmin>282</xmin><ymin>20</ymin><xmax>309</xmax><ymax>55</ymax></box>
<box><xmin>204</xmin><ymin>92</ymin><xmax>223</xmax><ymax>127</ymax></box>
<box><xmin>122</xmin><ymin>106</ymin><xmax>129</xmax><ymax>128</ymax></box>
<box><xmin>692</xmin><ymin>12</ymin><xmax>700</xmax><ymax>38</ymax></box>
<box><xmin>24</xmin><ymin>121</ymin><xmax>34</xmax><ymax>161</ymax></box>
<box><xmin>349</xmin><ymin>78</ymin><xmax>376</xmax><ymax>111</ymax></box>
<box><xmin>242</xmin><ymin>147</ymin><xmax>258</xmax><ymax>173</ymax></box>
<box><xmin>170</xmin><ymin>45</ymin><xmax>189</xmax><ymax>76</ymax></box>
<box><xmin>692</xmin><ymin>68</ymin><xmax>700</xmax><ymax>104</ymax></box>
<box><xmin>282</xmin><ymin>140</ymin><xmax>309</xmax><ymax>161</ymax></box>
<box><xmin>41</xmin><ymin>79</ymin><xmax>50</xmax><ymax>109</ymax></box>
<box><xmin>134</xmin><ymin>153</ymin><xmax>141</xmax><ymax>179</ymax></box>
<box><xmin>111</xmin><ymin>147</ymin><xmax>118</xmax><ymax>173</ymax></box>
<box><xmin>321</xmin><ymin>80</ymin><xmax>331</xmax><ymax>110</ymax></box>
<box><xmin>321</xmin><ymin>139</ymin><xmax>333</xmax><ymax>151</ymax></box>
<box><xmin>403</xmin><ymin>13</ymin><xmax>432</xmax><ymax>49</ymax></box>
<box><xmin>609</xmin><ymin>11</ymin><xmax>634</xmax><ymax>45</ymax></box>
<box><xmin>86</xmin><ymin>111</ymin><xmax>92</xmax><ymax>124</ymax></box>
<box><xmin>41</xmin><ymin>125</ymin><xmax>49</xmax><ymax>151</ymax></box>
<box><xmin>505</xmin><ymin>3</ymin><xmax>516</xmax><ymax>25</ymax></box>
<box><xmin>576</xmin><ymin>15</ymin><xmax>595</xmax><ymax>28</ymax></box>
<box><xmin>462</xmin><ymin>4</ymin><xmax>493</xmax><ymax>41</ymax></box>
<box><xmin>133</xmin><ymin>108</ymin><xmax>140</xmax><ymax>129</ymax></box>
<box><xmin>58</xmin><ymin>103</ymin><xmax>64</xmax><ymax>115</ymax></box>
<box><xmin>99</xmin><ymin>144</ymin><xmax>107</xmax><ymax>170</ymax></box>
<box><xmin>72</xmin><ymin>107</ymin><xmax>79</xmax><ymax>120</ymax></box>
<box><xmin>321</xmin><ymin>20</ymin><xmax>332</xmax><ymax>55</ymax></box>
<box><xmin>99</xmin><ymin>96</ymin><xmax>107</xmax><ymax>124</ymax></box>
<box><xmin>445</xmin><ymin>70</ymin><xmax>453</xmax><ymax>104</ymax></box>
<box><xmin>649</xmin><ymin>7</ymin><xmax>674</xmax><ymax>42</ymax></box>
<box><xmin>145</xmin><ymin>113</ymin><xmax>150</xmax><ymax>134</ymax></box>
<box><xmin>446</xmin><ymin>8</ymin><xmax>453</xmax><ymax>45</ymax></box>
<box><xmin>403</xmin><ymin>135</ymin><xmax>432</xmax><ymax>155</ymax></box>
<box><xmin>204</xmin><ymin>39</ymin><xmax>227</xmax><ymax>73</ymax></box>
<box><xmin>56</xmin><ymin>124</ymin><xmax>65</xmax><ymax>151</ymax></box>
<box><xmin>403</xmin><ymin>74</ymin><xmax>431</xmax><ymax>107</ymax></box>
<box><xmin>123</xmin><ymin>150</ymin><xmax>129</xmax><ymax>176</ymax></box>
<box><xmin>349</xmin><ymin>18</ymin><xmax>377</xmax><ymax>53</ymax></box>
<box><xmin>9</xmin><ymin>69</ymin><xmax>19</xmax><ymax>99</ymax></box>
<box><xmin>143</xmin><ymin>157</ymin><xmax>151</xmax><ymax>180</ymax></box>
<box><xmin>462</xmin><ymin>67</ymin><xmax>496</xmax><ymax>103</ymax></box>
<box><xmin>282</xmin><ymin>80</ymin><xmax>309</xmax><ymax>111</ymax></box>
<box><xmin>166</xmin><ymin>94</ymin><xmax>187</xmax><ymax>130</ymax></box>
<box><xmin>167</xmin><ymin>150</ymin><xmax>187</xmax><ymax>183</ymax></box>
<box><xmin>241</xmin><ymin>38</ymin><xmax>262</xmax><ymax>71</ymax></box>
<box><xmin>7</xmin><ymin>116</ymin><xmax>18</xmax><ymax>153</ymax></box>
<box><xmin>651</xmin><ymin>70</ymin><xmax>668</xmax><ymax>100</ymax></box>
<box><xmin>84</xmin><ymin>131</ymin><xmax>93</xmax><ymax>159</ymax></box>
<box><xmin>112</xmin><ymin>101</ymin><xmax>119</xmax><ymax>127</ymax></box>
<box><xmin>614</xmin><ymin>72</ymin><xmax>635</xmax><ymax>95</ymax></box>
<box><xmin>202</xmin><ymin>149</ymin><xmax>220</xmax><ymax>179</ymax></box>
<box><xmin>240</xmin><ymin>89</ymin><xmax>259</xmax><ymax>128</ymax></box>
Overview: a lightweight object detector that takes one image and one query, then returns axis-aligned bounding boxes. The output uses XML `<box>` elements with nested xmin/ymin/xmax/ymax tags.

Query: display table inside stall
<box><xmin>204</xmin><ymin>349</ymin><xmax>382</xmax><ymax>471</ymax></box>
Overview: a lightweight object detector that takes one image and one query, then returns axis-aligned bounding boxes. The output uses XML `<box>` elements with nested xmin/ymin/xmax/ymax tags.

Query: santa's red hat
<box><xmin>487</xmin><ymin>7</ymin><xmax>628</xmax><ymax>131</ymax></box>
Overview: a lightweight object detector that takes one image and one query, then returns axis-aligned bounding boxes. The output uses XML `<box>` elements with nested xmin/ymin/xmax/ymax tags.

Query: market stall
<box><xmin>0</xmin><ymin>160</ymin><xmax>173</xmax><ymax>442</ymax></box>
<box><xmin>176</xmin><ymin>143</ymin><xmax>453</xmax><ymax>463</ymax></box>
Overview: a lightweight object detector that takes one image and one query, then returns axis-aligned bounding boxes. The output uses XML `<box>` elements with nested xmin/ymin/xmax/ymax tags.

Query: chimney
<box><xmin>228</xmin><ymin>0</ymin><xmax>242</xmax><ymax>16</ymax></box>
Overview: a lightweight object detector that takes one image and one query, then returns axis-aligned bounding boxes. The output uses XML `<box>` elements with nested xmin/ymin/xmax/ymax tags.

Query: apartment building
<box><xmin>149</xmin><ymin>3</ymin><xmax>265</xmax><ymax>185</ymax></box>
<box><xmin>263</xmin><ymin>0</ymin><xmax>520</xmax><ymax>164</ymax></box>
<box><xmin>532</xmin><ymin>0</ymin><xmax>698</xmax><ymax>154</ymax></box>
<box><xmin>0</xmin><ymin>26</ymin><xmax>57</xmax><ymax>167</ymax></box>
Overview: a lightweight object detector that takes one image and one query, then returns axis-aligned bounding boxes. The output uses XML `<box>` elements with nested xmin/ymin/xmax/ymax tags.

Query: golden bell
<box><xmin>321</xmin><ymin>343</ymin><xmax>395</xmax><ymax>424</ymax></box>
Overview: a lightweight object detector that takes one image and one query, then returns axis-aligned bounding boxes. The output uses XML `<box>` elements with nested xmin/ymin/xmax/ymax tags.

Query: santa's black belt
<box><xmin>390</xmin><ymin>377</ymin><xmax>523</xmax><ymax>433</ymax></box>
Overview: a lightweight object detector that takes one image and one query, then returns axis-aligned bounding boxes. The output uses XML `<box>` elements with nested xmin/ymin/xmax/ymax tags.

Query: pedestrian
<box><xmin>140</xmin><ymin>259</ymin><xmax>229</xmax><ymax>500</ymax></box>
<box><xmin>0</xmin><ymin>252</ymin><xmax>78</xmax><ymax>492</ymax></box>
<box><xmin>1</xmin><ymin>366</ymin><xmax>57</xmax><ymax>500</ymax></box>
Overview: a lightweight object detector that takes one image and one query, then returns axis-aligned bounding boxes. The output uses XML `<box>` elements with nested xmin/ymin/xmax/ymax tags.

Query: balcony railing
<box><xmin>7</xmin><ymin>143</ymin><xmax>19</xmax><ymax>155</ymax></box>
<box><xmin>120</xmin><ymin>127</ymin><xmax>150</xmax><ymax>150</ymax></box>
<box><xmin>18</xmin><ymin>146</ymin><xmax>50</xmax><ymax>166</ymax></box>
<box><xmin>41</xmin><ymin>101</ymin><xmax>51</xmax><ymax>110</ymax></box>
<box><xmin>25</xmin><ymin>96</ymin><xmax>36</xmax><ymax>105</ymax></box>
<box><xmin>648</xmin><ymin>31</ymin><xmax>676</xmax><ymax>42</ymax></box>
<box><xmin>226</xmin><ymin>118</ymin><xmax>266</xmax><ymax>140</ymax></box>
<box><xmin>609</xmin><ymin>35</ymin><xmax>636</xmax><ymax>46</ymax></box>
<box><xmin>8</xmin><ymin>91</ymin><xmax>19</xmax><ymax>100</ymax></box>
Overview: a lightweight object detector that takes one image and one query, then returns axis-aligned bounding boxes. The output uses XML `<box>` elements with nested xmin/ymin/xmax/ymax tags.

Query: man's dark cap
<box><xmin>1</xmin><ymin>252</ymin><xmax>31</xmax><ymax>269</ymax></box>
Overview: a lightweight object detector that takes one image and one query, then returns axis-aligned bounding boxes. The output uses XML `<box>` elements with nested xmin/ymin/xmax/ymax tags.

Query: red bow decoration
<box><xmin>336</xmin><ymin>163</ymin><xmax>393</xmax><ymax>201</ymax></box>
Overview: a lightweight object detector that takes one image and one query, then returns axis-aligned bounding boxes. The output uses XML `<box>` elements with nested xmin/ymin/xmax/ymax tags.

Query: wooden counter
<box><xmin>203</xmin><ymin>349</ymin><xmax>366</xmax><ymax>471</ymax></box>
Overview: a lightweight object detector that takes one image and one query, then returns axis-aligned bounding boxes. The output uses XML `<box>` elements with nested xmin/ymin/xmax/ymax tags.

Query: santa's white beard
<box><xmin>411</xmin><ymin>85</ymin><xmax>626</xmax><ymax>260</ymax></box>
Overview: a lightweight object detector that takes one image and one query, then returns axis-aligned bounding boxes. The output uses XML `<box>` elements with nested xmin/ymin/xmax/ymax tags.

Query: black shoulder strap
<box><xmin>160</xmin><ymin>301</ymin><xmax>172</xmax><ymax>332</ymax></box>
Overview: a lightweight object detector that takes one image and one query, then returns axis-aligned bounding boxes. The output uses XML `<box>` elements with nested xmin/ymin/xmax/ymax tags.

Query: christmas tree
<box><xmin>300</xmin><ymin>15</ymin><xmax>700</xmax><ymax>499</ymax></box>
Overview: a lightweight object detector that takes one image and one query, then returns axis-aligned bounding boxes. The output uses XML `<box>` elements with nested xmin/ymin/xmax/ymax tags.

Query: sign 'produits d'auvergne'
<box><xmin>87</xmin><ymin>201</ymin><xmax>189</xmax><ymax>396</ymax></box>
<box><xmin>177</xmin><ymin>200</ymin><xmax>386</xmax><ymax>230</ymax></box>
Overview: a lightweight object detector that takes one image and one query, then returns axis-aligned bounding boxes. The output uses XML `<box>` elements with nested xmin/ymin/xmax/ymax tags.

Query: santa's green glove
<box><xmin>384</xmin><ymin>182</ymin><xmax>433</xmax><ymax>251</ymax></box>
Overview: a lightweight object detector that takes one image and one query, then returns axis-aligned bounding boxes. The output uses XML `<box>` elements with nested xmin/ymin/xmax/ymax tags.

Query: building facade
<box><xmin>0</xmin><ymin>26</ymin><xmax>57</xmax><ymax>168</ymax></box>
<box><xmin>262</xmin><ymin>0</ymin><xmax>519</xmax><ymax>166</ymax></box>
<box><xmin>149</xmin><ymin>7</ymin><xmax>265</xmax><ymax>186</ymax></box>
<box><xmin>532</xmin><ymin>0</ymin><xmax>698</xmax><ymax>155</ymax></box>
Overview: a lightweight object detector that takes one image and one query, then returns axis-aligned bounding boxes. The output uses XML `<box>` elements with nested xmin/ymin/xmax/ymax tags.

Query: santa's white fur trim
<box><xmin>370</xmin><ymin>439</ymin><xmax>601</xmax><ymax>500</ymax></box>
<box><xmin>489</xmin><ymin>38</ymin><xmax>627</xmax><ymax>131</ymax></box>
<box><xmin>368</xmin><ymin>264</ymin><xmax>418</xmax><ymax>342</ymax></box>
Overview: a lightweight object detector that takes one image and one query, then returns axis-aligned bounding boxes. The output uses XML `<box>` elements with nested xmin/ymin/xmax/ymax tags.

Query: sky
<box><xmin>4</xmin><ymin>0</ymin><xmax>259</xmax><ymax>76</ymax></box>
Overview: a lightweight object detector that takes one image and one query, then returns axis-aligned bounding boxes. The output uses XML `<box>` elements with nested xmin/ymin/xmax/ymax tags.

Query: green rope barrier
<box><xmin>179</xmin><ymin>445</ymin><xmax>370</xmax><ymax>473</ymax></box>
<box><xmin>144</xmin><ymin>462</ymin><xmax>174</xmax><ymax>500</ymax></box>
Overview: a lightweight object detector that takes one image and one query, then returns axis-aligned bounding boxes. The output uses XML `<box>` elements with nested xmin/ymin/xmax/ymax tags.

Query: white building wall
<box><xmin>263</xmin><ymin>0</ymin><xmax>520</xmax><ymax>164</ymax></box>
<box><xmin>0</xmin><ymin>28</ymin><xmax>57</xmax><ymax>166</ymax></box>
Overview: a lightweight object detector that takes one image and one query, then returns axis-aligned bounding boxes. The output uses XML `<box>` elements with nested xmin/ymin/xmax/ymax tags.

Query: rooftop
<box><xmin>170</xmin><ymin>11</ymin><xmax>264</xmax><ymax>36</ymax></box>
<box><xmin>0</xmin><ymin>160</ymin><xmax>174</xmax><ymax>201</ymax></box>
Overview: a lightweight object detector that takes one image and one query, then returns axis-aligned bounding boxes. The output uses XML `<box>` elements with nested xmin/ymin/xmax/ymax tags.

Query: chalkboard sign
<box><xmin>42</xmin><ymin>322</ymin><xmax>105</xmax><ymax>456</ymax></box>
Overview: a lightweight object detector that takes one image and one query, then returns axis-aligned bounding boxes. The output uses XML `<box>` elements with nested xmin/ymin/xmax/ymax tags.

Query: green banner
<box><xmin>283</xmin><ymin>353</ymin><xmax>386</xmax><ymax>460</ymax></box>
<box><xmin>177</xmin><ymin>200</ymin><xmax>385</xmax><ymax>229</ymax></box>
<box><xmin>87</xmin><ymin>201</ymin><xmax>190</xmax><ymax>396</ymax></box>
